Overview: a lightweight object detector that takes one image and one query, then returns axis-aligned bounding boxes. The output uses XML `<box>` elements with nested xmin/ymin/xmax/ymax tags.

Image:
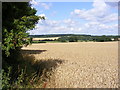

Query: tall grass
<box><xmin>2</xmin><ymin>49</ymin><xmax>63</xmax><ymax>89</ymax></box>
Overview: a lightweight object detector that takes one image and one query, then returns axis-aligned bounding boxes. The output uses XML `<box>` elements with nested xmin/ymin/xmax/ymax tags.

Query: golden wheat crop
<box><xmin>22</xmin><ymin>42</ymin><xmax>118</xmax><ymax>88</ymax></box>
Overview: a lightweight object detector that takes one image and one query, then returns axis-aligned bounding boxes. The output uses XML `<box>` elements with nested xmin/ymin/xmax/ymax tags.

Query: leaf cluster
<box><xmin>2</xmin><ymin>2</ymin><xmax>45</xmax><ymax>56</ymax></box>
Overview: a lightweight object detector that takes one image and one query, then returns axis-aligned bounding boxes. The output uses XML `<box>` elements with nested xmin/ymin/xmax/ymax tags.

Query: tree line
<box><xmin>57</xmin><ymin>35</ymin><xmax>119</xmax><ymax>42</ymax></box>
<box><xmin>30</xmin><ymin>34</ymin><xmax>120</xmax><ymax>43</ymax></box>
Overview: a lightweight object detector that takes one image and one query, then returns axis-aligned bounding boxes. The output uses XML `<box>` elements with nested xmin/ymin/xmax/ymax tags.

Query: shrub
<box><xmin>57</xmin><ymin>38</ymin><xmax>67</xmax><ymax>42</ymax></box>
<box><xmin>2</xmin><ymin>67</ymin><xmax>11</xmax><ymax>89</ymax></box>
<box><xmin>2</xmin><ymin>2</ymin><xmax>45</xmax><ymax>89</ymax></box>
<box><xmin>68</xmin><ymin>36</ymin><xmax>78</xmax><ymax>42</ymax></box>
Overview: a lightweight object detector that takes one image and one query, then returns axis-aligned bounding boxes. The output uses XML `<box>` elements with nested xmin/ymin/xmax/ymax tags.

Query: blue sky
<box><xmin>29</xmin><ymin>0</ymin><xmax>118</xmax><ymax>35</ymax></box>
<box><xmin>34</xmin><ymin>2</ymin><xmax>93</xmax><ymax>20</ymax></box>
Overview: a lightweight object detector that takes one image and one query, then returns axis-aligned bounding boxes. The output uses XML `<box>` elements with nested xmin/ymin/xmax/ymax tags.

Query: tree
<box><xmin>68</xmin><ymin>36</ymin><xmax>78</xmax><ymax>42</ymax></box>
<box><xmin>2</xmin><ymin>2</ymin><xmax>45</xmax><ymax>57</ymax></box>
<box><xmin>2</xmin><ymin>2</ymin><xmax>46</xmax><ymax>88</ymax></box>
<box><xmin>2</xmin><ymin>2</ymin><xmax>45</xmax><ymax>70</ymax></box>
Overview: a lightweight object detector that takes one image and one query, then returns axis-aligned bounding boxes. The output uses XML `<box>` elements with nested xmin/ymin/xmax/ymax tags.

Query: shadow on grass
<box><xmin>22</xmin><ymin>50</ymin><xmax>47</xmax><ymax>54</ymax></box>
<box><xmin>33</xmin><ymin>59</ymin><xmax>63</xmax><ymax>77</ymax></box>
<box><xmin>21</xmin><ymin>50</ymin><xmax>64</xmax><ymax>83</ymax></box>
<box><xmin>2</xmin><ymin>49</ymin><xmax>64</xmax><ymax>88</ymax></box>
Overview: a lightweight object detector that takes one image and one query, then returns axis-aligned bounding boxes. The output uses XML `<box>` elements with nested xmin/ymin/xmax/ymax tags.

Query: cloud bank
<box><xmin>29</xmin><ymin>0</ymin><xmax>118</xmax><ymax>35</ymax></box>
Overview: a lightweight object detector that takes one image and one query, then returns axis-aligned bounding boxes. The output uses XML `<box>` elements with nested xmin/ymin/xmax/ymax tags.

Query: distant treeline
<box><xmin>57</xmin><ymin>35</ymin><xmax>119</xmax><ymax>42</ymax></box>
<box><xmin>30</xmin><ymin>34</ymin><xmax>120</xmax><ymax>42</ymax></box>
<box><xmin>29</xmin><ymin>34</ymin><xmax>91</xmax><ymax>38</ymax></box>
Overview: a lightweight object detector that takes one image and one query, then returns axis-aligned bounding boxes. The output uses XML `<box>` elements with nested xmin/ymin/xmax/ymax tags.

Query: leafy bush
<box><xmin>68</xmin><ymin>36</ymin><xmax>78</xmax><ymax>42</ymax></box>
<box><xmin>2</xmin><ymin>2</ymin><xmax>45</xmax><ymax>57</ymax></box>
<box><xmin>2</xmin><ymin>67</ymin><xmax>11</xmax><ymax>89</ymax></box>
<box><xmin>2</xmin><ymin>63</ymin><xmax>44</xmax><ymax>89</ymax></box>
<box><xmin>41</xmin><ymin>39</ymin><xmax>54</xmax><ymax>41</ymax></box>
<box><xmin>57</xmin><ymin>37</ymin><xmax>67</xmax><ymax>42</ymax></box>
<box><xmin>2</xmin><ymin>2</ymin><xmax>45</xmax><ymax>89</ymax></box>
<box><xmin>58</xmin><ymin>39</ymin><xmax>67</xmax><ymax>42</ymax></box>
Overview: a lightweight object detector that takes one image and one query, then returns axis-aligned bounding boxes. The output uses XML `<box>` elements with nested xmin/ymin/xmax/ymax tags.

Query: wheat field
<box><xmin>32</xmin><ymin>37</ymin><xmax>60</xmax><ymax>41</ymax></box>
<box><xmin>22</xmin><ymin>42</ymin><xmax>118</xmax><ymax>88</ymax></box>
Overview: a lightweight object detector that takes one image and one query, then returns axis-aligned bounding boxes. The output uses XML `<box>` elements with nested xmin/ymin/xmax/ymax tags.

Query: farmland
<box><xmin>30</xmin><ymin>34</ymin><xmax>120</xmax><ymax>43</ymax></box>
<box><xmin>22</xmin><ymin>41</ymin><xmax>118</xmax><ymax>88</ymax></box>
<box><xmin>32</xmin><ymin>37</ymin><xmax>60</xmax><ymax>41</ymax></box>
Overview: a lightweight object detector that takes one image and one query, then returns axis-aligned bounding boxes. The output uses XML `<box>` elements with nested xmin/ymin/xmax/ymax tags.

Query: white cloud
<box><xmin>30</xmin><ymin>0</ymin><xmax>39</xmax><ymax>5</ymax></box>
<box><xmin>28</xmin><ymin>18</ymin><xmax>83</xmax><ymax>35</ymax></box>
<box><xmin>63</xmin><ymin>19</ymin><xmax>77</xmax><ymax>28</ymax></box>
<box><xmin>28</xmin><ymin>0</ymin><xmax>118</xmax><ymax>35</ymax></box>
<box><xmin>28</xmin><ymin>18</ymin><xmax>118</xmax><ymax>35</ymax></box>
<box><xmin>71</xmin><ymin>0</ymin><xmax>117</xmax><ymax>23</ymax></box>
<box><xmin>82</xmin><ymin>21</ymin><xmax>118</xmax><ymax>35</ymax></box>
<box><xmin>100</xmin><ymin>13</ymin><xmax>118</xmax><ymax>23</ymax></box>
<box><xmin>105</xmin><ymin>2</ymin><xmax>118</xmax><ymax>8</ymax></box>
<box><xmin>39</xmin><ymin>14</ymin><xmax>46</xmax><ymax>17</ymax></box>
<box><xmin>39</xmin><ymin>3</ymin><xmax>52</xmax><ymax>10</ymax></box>
<box><xmin>39</xmin><ymin>13</ymin><xmax>47</xmax><ymax>19</ymax></box>
<box><xmin>30</xmin><ymin>1</ymin><xmax>52</xmax><ymax>10</ymax></box>
<box><xmin>64</xmin><ymin>19</ymin><xmax>75</xmax><ymax>24</ymax></box>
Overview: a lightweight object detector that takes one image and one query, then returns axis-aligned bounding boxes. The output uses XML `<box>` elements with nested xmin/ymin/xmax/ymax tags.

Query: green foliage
<box><xmin>2</xmin><ymin>29</ymin><xmax>15</xmax><ymax>56</ymax></box>
<box><xmin>2</xmin><ymin>67</ymin><xmax>11</xmax><ymax>89</ymax></box>
<box><xmin>1</xmin><ymin>54</ymin><xmax>49</xmax><ymax>89</ymax></box>
<box><xmin>2</xmin><ymin>2</ymin><xmax>45</xmax><ymax>89</ymax></box>
<box><xmin>46</xmin><ymin>34</ymin><xmax>119</xmax><ymax>43</ymax></box>
<box><xmin>2</xmin><ymin>15</ymin><xmax>40</xmax><ymax>56</ymax></box>
<box><xmin>68</xmin><ymin>36</ymin><xmax>78</xmax><ymax>42</ymax></box>
<box><xmin>59</xmin><ymin>39</ymin><xmax>67</xmax><ymax>42</ymax></box>
<box><xmin>95</xmin><ymin>36</ymin><xmax>112</xmax><ymax>42</ymax></box>
<box><xmin>57</xmin><ymin>36</ymin><xmax>78</xmax><ymax>42</ymax></box>
<box><xmin>15</xmin><ymin>69</ymin><xmax>24</xmax><ymax>88</ymax></box>
<box><xmin>57</xmin><ymin>38</ymin><xmax>67</xmax><ymax>42</ymax></box>
<box><xmin>2</xmin><ymin>2</ymin><xmax>45</xmax><ymax>57</ymax></box>
<box><xmin>2</xmin><ymin>67</ymin><xmax>33</xmax><ymax>89</ymax></box>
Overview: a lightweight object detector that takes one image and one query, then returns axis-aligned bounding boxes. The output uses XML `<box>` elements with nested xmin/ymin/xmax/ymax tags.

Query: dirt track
<box><xmin>22</xmin><ymin>42</ymin><xmax>118</xmax><ymax>88</ymax></box>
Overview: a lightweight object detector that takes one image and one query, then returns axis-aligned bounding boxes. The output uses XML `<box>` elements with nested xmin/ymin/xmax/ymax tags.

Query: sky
<box><xmin>28</xmin><ymin>0</ymin><xmax>118</xmax><ymax>35</ymax></box>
